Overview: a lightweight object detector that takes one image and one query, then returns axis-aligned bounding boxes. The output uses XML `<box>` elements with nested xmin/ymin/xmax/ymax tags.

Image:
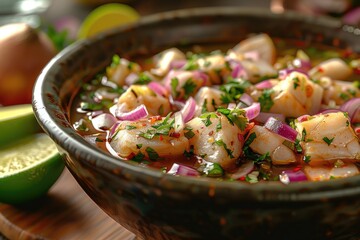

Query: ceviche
<box><xmin>71</xmin><ymin>34</ymin><xmax>360</xmax><ymax>184</ymax></box>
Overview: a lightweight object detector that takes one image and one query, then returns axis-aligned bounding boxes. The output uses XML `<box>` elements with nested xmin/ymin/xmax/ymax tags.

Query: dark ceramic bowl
<box><xmin>33</xmin><ymin>7</ymin><xmax>360</xmax><ymax>240</ymax></box>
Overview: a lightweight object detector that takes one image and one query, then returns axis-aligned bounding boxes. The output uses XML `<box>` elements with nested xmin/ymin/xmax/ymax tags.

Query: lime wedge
<box><xmin>0</xmin><ymin>104</ymin><xmax>42</xmax><ymax>148</ymax></box>
<box><xmin>0</xmin><ymin>133</ymin><xmax>64</xmax><ymax>205</ymax></box>
<box><xmin>77</xmin><ymin>3</ymin><xmax>140</xmax><ymax>39</ymax></box>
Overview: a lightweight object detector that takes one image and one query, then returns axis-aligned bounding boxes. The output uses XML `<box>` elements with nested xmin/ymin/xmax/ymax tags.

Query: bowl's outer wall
<box><xmin>33</xmin><ymin>8</ymin><xmax>360</xmax><ymax>240</ymax></box>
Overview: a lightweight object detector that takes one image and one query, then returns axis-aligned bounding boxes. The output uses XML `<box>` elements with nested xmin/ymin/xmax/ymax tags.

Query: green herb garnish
<box><xmin>323</xmin><ymin>136</ymin><xmax>334</xmax><ymax>146</ymax></box>
<box><xmin>258</xmin><ymin>89</ymin><xmax>274</xmax><ymax>112</ymax></box>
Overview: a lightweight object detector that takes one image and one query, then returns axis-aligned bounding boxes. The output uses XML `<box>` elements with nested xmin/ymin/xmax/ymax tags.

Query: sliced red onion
<box><xmin>340</xmin><ymin>98</ymin><xmax>360</xmax><ymax>123</ymax></box>
<box><xmin>170</xmin><ymin>59</ymin><xmax>187</xmax><ymax>69</ymax></box>
<box><xmin>90</xmin><ymin>110</ymin><xmax>104</xmax><ymax>118</ymax></box>
<box><xmin>148</xmin><ymin>81</ymin><xmax>168</xmax><ymax>96</ymax></box>
<box><xmin>292</xmin><ymin>58</ymin><xmax>312</xmax><ymax>71</ymax></box>
<box><xmin>264</xmin><ymin>117</ymin><xmax>298</xmax><ymax>142</ymax></box>
<box><xmin>229</xmin><ymin>60</ymin><xmax>248</xmax><ymax>79</ymax></box>
<box><xmin>193</xmin><ymin>71</ymin><xmax>210</xmax><ymax>86</ymax></box>
<box><xmin>239</xmin><ymin>93</ymin><xmax>253</xmax><ymax>106</ymax></box>
<box><xmin>174</xmin><ymin>111</ymin><xmax>185</xmax><ymax>133</ymax></box>
<box><xmin>181</xmin><ymin>97</ymin><xmax>196</xmax><ymax>122</ymax></box>
<box><xmin>296</xmin><ymin>114</ymin><xmax>310</xmax><ymax>123</ymax></box>
<box><xmin>255</xmin><ymin>80</ymin><xmax>273</xmax><ymax>89</ymax></box>
<box><xmin>255</xmin><ymin>112</ymin><xmax>285</xmax><ymax>123</ymax></box>
<box><xmin>354</xmin><ymin>125</ymin><xmax>360</xmax><ymax>137</ymax></box>
<box><xmin>125</xmin><ymin>73</ymin><xmax>139</xmax><ymax>86</ymax></box>
<box><xmin>116</xmin><ymin>104</ymin><xmax>149</xmax><ymax>121</ymax></box>
<box><xmin>342</xmin><ymin>7</ymin><xmax>360</xmax><ymax>25</ymax></box>
<box><xmin>279</xmin><ymin>69</ymin><xmax>309</xmax><ymax>79</ymax></box>
<box><xmin>227</xmin><ymin>103</ymin><xmax>236</xmax><ymax>110</ymax></box>
<box><xmin>94</xmin><ymin>87</ymin><xmax>120</xmax><ymax>101</ymax></box>
<box><xmin>230</xmin><ymin>161</ymin><xmax>254</xmax><ymax>180</ymax></box>
<box><xmin>109</xmin><ymin>121</ymin><xmax>121</xmax><ymax>137</ymax></box>
<box><xmin>91</xmin><ymin>113</ymin><xmax>117</xmax><ymax>132</ymax></box>
<box><xmin>243</xmin><ymin>102</ymin><xmax>260</xmax><ymax>120</ymax></box>
<box><xmin>106</xmin><ymin>131</ymin><xmax>120</xmax><ymax>158</ymax></box>
<box><xmin>319</xmin><ymin>109</ymin><xmax>341</xmax><ymax>114</ymax></box>
<box><xmin>279</xmin><ymin>169</ymin><xmax>307</xmax><ymax>184</ymax></box>
<box><xmin>168</xmin><ymin>163</ymin><xmax>200</xmax><ymax>177</ymax></box>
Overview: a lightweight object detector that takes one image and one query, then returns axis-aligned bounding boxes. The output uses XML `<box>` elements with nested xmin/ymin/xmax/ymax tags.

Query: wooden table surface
<box><xmin>0</xmin><ymin>168</ymin><xmax>136</xmax><ymax>240</ymax></box>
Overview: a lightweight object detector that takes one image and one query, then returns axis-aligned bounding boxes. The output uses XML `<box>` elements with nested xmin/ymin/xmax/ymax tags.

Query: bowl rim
<box><xmin>33</xmin><ymin>6</ymin><xmax>360</xmax><ymax>202</ymax></box>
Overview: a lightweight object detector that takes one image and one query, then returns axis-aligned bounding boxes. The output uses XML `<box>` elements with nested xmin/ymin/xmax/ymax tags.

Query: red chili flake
<box><xmin>159</xmin><ymin>135</ymin><xmax>163</xmax><ymax>141</ymax></box>
<box><xmin>354</xmin><ymin>67</ymin><xmax>360</xmax><ymax>75</ymax></box>
<box><xmin>342</xmin><ymin>49</ymin><xmax>353</xmax><ymax>58</ymax></box>
<box><xmin>142</xmin><ymin>123</ymin><xmax>147</xmax><ymax>126</ymax></box>
<box><xmin>127</xmin><ymin>152</ymin><xmax>136</xmax><ymax>159</ymax></box>
<box><xmin>293</xmin><ymin>166</ymin><xmax>302</xmax><ymax>172</ymax></box>
<box><xmin>230</xmin><ymin>141</ymin><xmax>234</xmax><ymax>146</ymax></box>
<box><xmin>239</xmin><ymin>176</ymin><xmax>246</xmax><ymax>181</ymax></box>
<box><xmin>208</xmin><ymin>130</ymin><xmax>214</xmax><ymax>136</ymax></box>
<box><xmin>317</xmin><ymin>67</ymin><xmax>324</xmax><ymax>73</ymax></box>
<box><xmin>332</xmin><ymin>38</ymin><xmax>340</xmax><ymax>47</ymax></box>
<box><xmin>171</xmin><ymin>132</ymin><xmax>180</xmax><ymax>138</ymax></box>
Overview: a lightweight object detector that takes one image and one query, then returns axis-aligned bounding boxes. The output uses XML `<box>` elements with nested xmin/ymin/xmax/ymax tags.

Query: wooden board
<box><xmin>0</xmin><ymin>169</ymin><xmax>136</xmax><ymax>240</ymax></box>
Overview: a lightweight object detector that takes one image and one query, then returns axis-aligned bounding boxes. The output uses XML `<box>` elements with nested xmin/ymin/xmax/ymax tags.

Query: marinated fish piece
<box><xmin>151</xmin><ymin>48</ymin><xmax>186</xmax><ymax>76</ymax></box>
<box><xmin>295</xmin><ymin>112</ymin><xmax>360</xmax><ymax>163</ymax></box>
<box><xmin>269</xmin><ymin>71</ymin><xmax>323</xmax><ymax>117</ymax></box>
<box><xmin>117</xmin><ymin>85</ymin><xmax>171</xmax><ymax>116</ymax></box>
<box><xmin>194</xmin><ymin>87</ymin><xmax>223</xmax><ymax>116</ymax></box>
<box><xmin>240</xmin><ymin>59</ymin><xmax>277</xmax><ymax>83</ymax></box>
<box><xmin>231</xmin><ymin>33</ymin><xmax>276</xmax><ymax>64</ymax></box>
<box><xmin>186</xmin><ymin>111</ymin><xmax>247</xmax><ymax>170</ymax></box>
<box><xmin>110</xmin><ymin>117</ymin><xmax>189</xmax><ymax>160</ymax></box>
<box><xmin>309</xmin><ymin>58</ymin><xmax>352</xmax><ymax>81</ymax></box>
<box><xmin>304</xmin><ymin>161</ymin><xmax>359</xmax><ymax>181</ymax></box>
<box><xmin>163</xmin><ymin>70</ymin><xmax>210</xmax><ymax>100</ymax></box>
<box><xmin>321</xmin><ymin>78</ymin><xmax>360</xmax><ymax>105</ymax></box>
<box><xmin>248</xmin><ymin>125</ymin><xmax>296</xmax><ymax>165</ymax></box>
<box><xmin>106</xmin><ymin>57</ymin><xmax>141</xmax><ymax>86</ymax></box>
<box><xmin>195</xmin><ymin>53</ymin><xmax>230</xmax><ymax>84</ymax></box>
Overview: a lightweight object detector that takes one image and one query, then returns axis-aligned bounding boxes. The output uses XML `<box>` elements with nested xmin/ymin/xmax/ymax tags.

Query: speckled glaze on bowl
<box><xmin>33</xmin><ymin>7</ymin><xmax>360</xmax><ymax>240</ymax></box>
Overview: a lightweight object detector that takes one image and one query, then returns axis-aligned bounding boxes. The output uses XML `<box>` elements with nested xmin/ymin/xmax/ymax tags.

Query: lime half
<box><xmin>78</xmin><ymin>3</ymin><xmax>140</xmax><ymax>39</ymax></box>
<box><xmin>0</xmin><ymin>104</ymin><xmax>42</xmax><ymax>148</ymax></box>
<box><xmin>0</xmin><ymin>133</ymin><xmax>64</xmax><ymax>205</ymax></box>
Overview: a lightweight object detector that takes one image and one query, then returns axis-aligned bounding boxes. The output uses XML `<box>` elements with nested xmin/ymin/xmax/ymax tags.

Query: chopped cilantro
<box><xmin>131</xmin><ymin>152</ymin><xmax>145</xmax><ymax>163</ymax></box>
<box><xmin>214</xmin><ymin>139</ymin><xmax>234</xmax><ymax>158</ymax></box>
<box><xmin>294</xmin><ymin>139</ymin><xmax>303</xmax><ymax>153</ymax></box>
<box><xmin>95</xmin><ymin>137</ymin><xmax>103</xmax><ymax>142</ymax></box>
<box><xmin>125</xmin><ymin>125</ymin><xmax>137</xmax><ymax>130</ymax></box>
<box><xmin>146</xmin><ymin>147</ymin><xmax>160</xmax><ymax>161</ymax></box>
<box><xmin>339</xmin><ymin>92</ymin><xmax>350</xmax><ymax>101</ymax></box>
<box><xmin>80</xmin><ymin>102</ymin><xmax>103</xmax><ymax>111</ymax></box>
<box><xmin>293</xmin><ymin>77</ymin><xmax>300</xmax><ymax>89</ymax></box>
<box><xmin>111</xmin><ymin>54</ymin><xmax>121</xmax><ymax>67</ymax></box>
<box><xmin>184</xmin><ymin>129</ymin><xmax>195</xmax><ymax>139</ymax></box>
<box><xmin>170</xmin><ymin>77</ymin><xmax>179</xmax><ymax>97</ymax></box>
<box><xmin>301</xmin><ymin>128</ymin><xmax>307</xmax><ymax>142</ymax></box>
<box><xmin>353</xmin><ymin>80</ymin><xmax>360</xmax><ymax>89</ymax></box>
<box><xmin>323</xmin><ymin>136</ymin><xmax>334</xmax><ymax>146</ymax></box>
<box><xmin>303</xmin><ymin>155</ymin><xmax>311</xmax><ymax>163</ymax></box>
<box><xmin>201</xmin><ymin>99</ymin><xmax>208</xmax><ymax>114</ymax></box>
<box><xmin>258</xmin><ymin>89</ymin><xmax>274</xmax><ymax>112</ymax></box>
<box><xmin>254</xmin><ymin>152</ymin><xmax>270</xmax><ymax>164</ymax></box>
<box><xmin>216</xmin><ymin>119</ymin><xmax>222</xmax><ymax>132</ymax></box>
<box><xmin>203</xmin><ymin>163</ymin><xmax>224</xmax><ymax>177</ymax></box>
<box><xmin>139</xmin><ymin>129</ymin><xmax>157</xmax><ymax>140</ymax></box>
<box><xmin>199</xmin><ymin>112</ymin><xmax>217</xmax><ymax>127</ymax></box>
<box><xmin>184</xmin><ymin>59</ymin><xmax>199</xmax><ymax>70</ymax></box>
<box><xmin>184</xmin><ymin>146</ymin><xmax>194</xmax><ymax>158</ymax></box>
<box><xmin>217</xmin><ymin>107</ymin><xmax>248</xmax><ymax>131</ymax></box>
<box><xmin>136</xmin><ymin>144</ymin><xmax>143</xmax><ymax>149</ymax></box>
<box><xmin>219</xmin><ymin>79</ymin><xmax>251</xmax><ymax>104</ymax></box>
<box><xmin>183</xmin><ymin>79</ymin><xmax>197</xmax><ymax>99</ymax></box>
<box><xmin>134</xmin><ymin>73</ymin><xmax>152</xmax><ymax>85</ymax></box>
